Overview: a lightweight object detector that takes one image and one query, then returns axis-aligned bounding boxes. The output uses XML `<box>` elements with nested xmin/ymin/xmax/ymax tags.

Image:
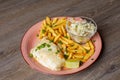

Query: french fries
<box><xmin>38</xmin><ymin>16</ymin><xmax>95</xmax><ymax>63</ymax></box>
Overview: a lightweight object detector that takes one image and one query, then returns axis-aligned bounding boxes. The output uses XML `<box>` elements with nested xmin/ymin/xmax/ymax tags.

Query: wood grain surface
<box><xmin>0</xmin><ymin>0</ymin><xmax>120</xmax><ymax>80</ymax></box>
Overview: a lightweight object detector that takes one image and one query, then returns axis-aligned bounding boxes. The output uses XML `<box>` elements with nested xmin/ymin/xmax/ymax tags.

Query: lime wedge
<box><xmin>65</xmin><ymin>59</ymin><xmax>80</xmax><ymax>68</ymax></box>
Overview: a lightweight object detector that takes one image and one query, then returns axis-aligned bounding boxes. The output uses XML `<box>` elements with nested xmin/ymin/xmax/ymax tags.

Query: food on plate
<box><xmin>65</xmin><ymin>59</ymin><xmax>81</xmax><ymax>68</ymax></box>
<box><xmin>30</xmin><ymin>16</ymin><xmax>95</xmax><ymax>71</ymax></box>
<box><xmin>66</xmin><ymin>17</ymin><xmax>97</xmax><ymax>43</ymax></box>
<box><xmin>30</xmin><ymin>37</ymin><xmax>65</xmax><ymax>71</ymax></box>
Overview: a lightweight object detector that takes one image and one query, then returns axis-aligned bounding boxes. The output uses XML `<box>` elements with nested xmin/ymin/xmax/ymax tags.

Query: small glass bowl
<box><xmin>66</xmin><ymin>16</ymin><xmax>97</xmax><ymax>44</ymax></box>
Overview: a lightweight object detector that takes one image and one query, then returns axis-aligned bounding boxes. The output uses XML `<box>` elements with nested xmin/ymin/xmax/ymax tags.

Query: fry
<box><xmin>61</xmin><ymin>44</ymin><xmax>66</xmax><ymax>51</ymax></box>
<box><xmin>39</xmin><ymin>30</ymin><xmax>43</xmax><ymax>39</ymax></box>
<box><xmin>68</xmin><ymin>53</ymin><xmax>73</xmax><ymax>59</ymax></box>
<box><xmin>59</xmin><ymin>38</ymin><xmax>68</xmax><ymax>45</ymax></box>
<box><xmin>54</xmin><ymin>34</ymin><xmax>61</xmax><ymax>42</ymax></box>
<box><xmin>83</xmin><ymin>42</ymin><xmax>90</xmax><ymax>50</ymax></box>
<box><xmin>88</xmin><ymin>49</ymin><xmax>94</xmax><ymax>56</ymax></box>
<box><xmin>47</xmin><ymin>25</ymin><xmax>57</xmax><ymax>36</ymax></box>
<box><xmin>61</xmin><ymin>26</ymin><xmax>66</xmax><ymax>36</ymax></box>
<box><xmin>48</xmin><ymin>32</ymin><xmax>51</xmax><ymax>38</ymax></box>
<box><xmin>46</xmin><ymin>16</ymin><xmax>51</xmax><ymax>25</ymax></box>
<box><xmin>61</xmin><ymin>36</ymin><xmax>73</xmax><ymax>44</ymax></box>
<box><xmin>67</xmin><ymin>33</ymin><xmax>70</xmax><ymax>39</ymax></box>
<box><xmin>74</xmin><ymin>54</ymin><xmax>84</xmax><ymax>59</ymax></box>
<box><xmin>43</xmin><ymin>20</ymin><xmax>47</xmax><ymax>27</ymax></box>
<box><xmin>54</xmin><ymin>18</ymin><xmax>66</xmax><ymax>26</ymax></box>
<box><xmin>55</xmin><ymin>30</ymin><xmax>59</xmax><ymax>34</ymax></box>
<box><xmin>58</xmin><ymin>27</ymin><xmax>62</xmax><ymax>34</ymax></box>
<box><xmin>68</xmin><ymin>44</ymin><xmax>78</xmax><ymax>49</ymax></box>
<box><xmin>83</xmin><ymin>54</ymin><xmax>90</xmax><ymax>60</ymax></box>
<box><xmin>52</xmin><ymin>18</ymin><xmax>58</xmax><ymax>25</ymax></box>
<box><xmin>89</xmin><ymin>41</ymin><xmax>94</xmax><ymax>49</ymax></box>
<box><xmin>53</xmin><ymin>25</ymin><xmax>60</xmax><ymax>30</ymax></box>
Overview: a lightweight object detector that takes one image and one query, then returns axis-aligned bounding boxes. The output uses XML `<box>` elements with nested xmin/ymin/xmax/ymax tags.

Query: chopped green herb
<box><xmin>49</xmin><ymin>40</ymin><xmax>53</xmax><ymax>43</ymax></box>
<box><xmin>29</xmin><ymin>53</ymin><xmax>33</xmax><ymax>58</ymax></box>
<box><xmin>36</xmin><ymin>43</ymin><xmax>46</xmax><ymax>51</ymax></box>
<box><xmin>64</xmin><ymin>36</ymin><xmax>68</xmax><ymax>39</ymax></box>
<box><xmin>75</xmin><ymin>50</ymin><xmax>77</xmax><ymax>53</ymax></box>
<box><xmin>36</xmin><ymin>34</ymin><xmax>39</xmax><ymax>37</ymax></box>
<box><xmin>55</xmin><ymin>50</ymin><xmax>60</xmax><ymax>54</ymax></box>
<box><xmin>64</xmin><ymin>54</ymin><xmax>68</xmax><ymax>59</ymax></box>
<box><xmin>92</xmin><ymin>40</ymin><xmax>96</xmax><ymax>42</ymax></box>
<box><xmin>75</xmin><ymin>25</ymin><xmax>78</xmax><ymax>28</ymax></box>
<box><xmin>80</xmin><ymin>61</ymin><xmax>83</xmax><ymax>65</ymax></box>
<box><xmin>40</xmin><ymin>43</ymin><xmax>46</xmax><ymax>48</ymax></box>
<box><xmin>48</xmin><ymin>48</ymin><xmax>52</xmax><ymax>51</ymax></box>
<box><xmin>35</xmin><ymin>48</ymin><xmax>38</xmax><ymax>51</ymax></box>
<box><xmin>58</xmin><ymin>41</ymin><xmax>63</xmax><ymax>44</ymax></box>
<box><xmin>85</xmin><ymin>49</ymin><xmax>90</xmax><ymax>53</ymax></box>
<box><xmin>47</xmin><ymin>44</ymin><xmax>51</xmax><ymax>47</ymax></box>
<box><xmin>42</xmin><ymin>29</ymin><xmax>46</xmax><ymax>33</ymax></box>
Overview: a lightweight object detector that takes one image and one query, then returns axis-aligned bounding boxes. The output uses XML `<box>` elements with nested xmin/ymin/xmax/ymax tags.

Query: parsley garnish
<box><xmin>85</xmin><ymin>49</ymin><xmax>90</xmax><ymax>53</ymax></box>
<box><xmin>64</xmin><ymin>54</ymin><xmax>68</xmax><ymax>59</ymax></box>
<box><xmin>58</xmin><ymin>41</ymin><xmax>63</xmax><ymax>44</ymax></box>
<box><xmin>80</xmin><ymin>61</ymin><xmax>83</xmax><ymax>65</ymax></box>
<box><xmin>36</xmin><ymin>43</ymin><xmax>46</xmax><ymax>51</ymax></box>
<box><xmin>42</xmin><ymin>29</ymin><xmax>46</xmax><ymax>33</ymax></box>
<box><xmin>75</xmin><ymin>25</ymin><xmax>78</xmax><ymax>28</ymax></box>
<box><xmin>49</xmin><ymin>40</ymin><xmax>53</xmax><ymax>43</ymax></box>
<box><xmin>47</xmin><ymin>44</ymin><xmax>51</xmax><ymax>47</ymax></box>
<box><xmin>48</xmin><ymin>48</ymin><xmax>52</xmax><ymax>51</ymax></box>
<box><xmin>29</xmin><ymin>53</ymin><xmax>33</xmax><ymax>58</ymax></box>
<box><xmin>64</xmin><ymin>36</ymin><xmax>68</xmax><ymax>39</ymax></box>
<box><xmin>55</xmin><ymin>50</ymin><xmax>60</xmax><ymax>54</ymax></box>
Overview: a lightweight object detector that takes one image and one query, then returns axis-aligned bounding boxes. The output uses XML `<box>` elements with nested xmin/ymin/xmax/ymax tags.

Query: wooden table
<box><xmin>0</xmin><ymin>0</ymin><xmax>120</xmax><ymax>80</ymax></box>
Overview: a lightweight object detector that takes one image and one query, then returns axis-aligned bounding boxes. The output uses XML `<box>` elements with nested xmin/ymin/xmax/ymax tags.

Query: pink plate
<box><xmin>20</xmin><ymin>17</ymin><xmax>102</xmax><ymax>75</ymax></box>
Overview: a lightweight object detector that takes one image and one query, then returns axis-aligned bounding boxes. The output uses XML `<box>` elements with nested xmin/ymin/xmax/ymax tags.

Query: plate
<box><xmin>20</xmin><ymin>17</ymin><xmax>102</xmax><ymax>75</ymax></box>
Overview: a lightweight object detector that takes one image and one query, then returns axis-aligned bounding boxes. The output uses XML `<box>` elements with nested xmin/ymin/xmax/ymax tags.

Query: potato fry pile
<box><xmin>38</xmin><ymin>17</ymin><xmax>95</xmax><ymax>62</ymax></box>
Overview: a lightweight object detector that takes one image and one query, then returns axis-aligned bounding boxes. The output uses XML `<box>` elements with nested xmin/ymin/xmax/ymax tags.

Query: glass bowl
<box><xmin>66</xmin><ymin>16</ymin><xmax>97</xmax><ymax>44</ymax></box>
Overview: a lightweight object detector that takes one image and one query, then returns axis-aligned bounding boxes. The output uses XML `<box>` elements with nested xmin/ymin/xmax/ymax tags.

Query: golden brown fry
<box><xmin>83</xmin><ymin>42</ymin><xmax>90</xmax><ymax>50</ymax></box>
<box><xmin>48</xmin><ymin>32</ymin><xmax>51</xmax><ymax>38</ymax></box>
<box><xmin>59</xmin><ymin>38</ymin><xmax>68</xmax><ymax>45</ymax></box>
<box><xmin>55</xmin><ymin>30</ymin><xmax>59</xmax><ymax>34</ymax></box>
<box><xmin>47</xmin><ymin>25</ymin><xmax>57</xmax><ymax>36</ymax></box>
<box><xmin>39</xmin><ymin>30</ymin><xmax>43</xmax><ymax>39</ymax></box>
<box><xmin>74</xmin><ymin>54</ymin><xmax>84</xmax><ymax>59</ymax></box>
<box><xmin>53</xmin><ymin>25</ymin><xmax>60</xmax><ymax>30</ymax></box>
<box><xmin>61</xmin><ymin>44</ymin><xmax>66</xmax><ymax>51</ymax></box>
<box><xmin>88</xmin><ymin>49</ymin><xmax>94</xmax><ymax>56</ymax></box>
<box><xmin>68</xmin><ymin>52</ymin><xmax>73</xmax><ymax>59</ymax></box>
<box><xmin>83</xmin><ymin>54</ymin><xmax>90</xmax><ymax>60</ymax></box>
<box><xmin>46</xmin><ymin>16</ymin><xmax>51</xmax><ymax>25</ymax></box>
<box><xmin>89</xmin><ymin>41</ymin><xmax>94</xmax><ymax>49</ymax></box>
<box><xmin>54</xmin><ymin>18</ymin><xmax>66</xmax><ymax>26</ymax></box>
<box><xmin>61</xmin><ymin>36</ymin><xmax>73</xmax><ymax>44</ymax></box>
<box><xmin>52</xmin><ymin>18</ymin><xmax>58</xmax><ymax>25</ymax></box>
<box><xmin>67</xmin><ymin>33</ymin><xmax>70</xmax><ymax>39</ymax></box>
<box><xmin>58</xmin><ymin>27</ymin><xmax>62</xmax><ymax>35</ymax></box>
<box><xmin>61</xmin><ymin>26</ymin><xmax>66</xmax><ymax>36</ymax></box>
<box><xmin>68</xmin><ymin>44</ymin><xmax>78</xmax><ymax>49</ymax></box>
<box><xmin>83</xmin><ymin>49</ymin><xmax>94</xmax><ymax>61</ymax></box>
<box><xmin>54</xmin><ymin>34</ymin><xmax>61</xmax><ymax>43</ymax></box>
<box><xmin>43</xmin><ymin>20</ymin><xmax>47</xmax><ymax>27</ymax></box>
<box><xmin>50</xmin><ymin>34</ymin><xmax>54</xmax><ymax>41</ymax></box>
